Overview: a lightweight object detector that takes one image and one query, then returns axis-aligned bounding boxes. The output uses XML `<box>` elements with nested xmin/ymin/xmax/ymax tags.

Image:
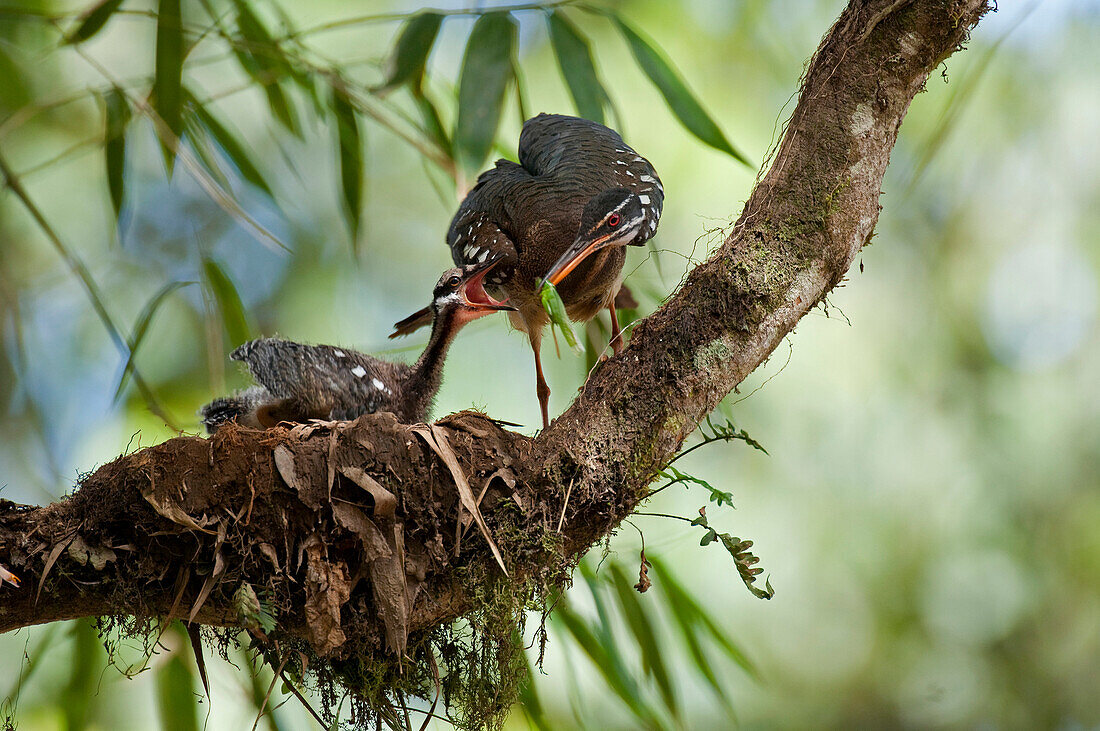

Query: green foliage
<box><xmin>65</xmin><ymin>0</ymin><xmax>126</xmax><ymax>45</ymax></box>
<box><xmin>102</xmin><ymin>86</ymin><xmax>130</xmax><ymax>218</ymax></box>
<box><xmin>376</xmin><ymin>12</ymin><xmax>444</xmax><ymax>93</ymax></box>
<box><xmin>331</xmin><ymin>83</ymin><xmax>363</xmax><ymax>246</ymax></box>
<box><xmin>455</xmin><ymin>12</ymin><xmax>518</xmax><ymax>179</ymax></box>
<box><xmin>153</xmin><ymin>0</ymin><xmax>184</xmax><ymax>170</ymax></box>
<box><xmin>661</xmin><ymin>464</ymin><xmax>735</xmax><ymax>507</ymax></box>
<box><xmin>114</xmin><ymin>281</ymin><xmax>194</xmax><ymax>402</ymax></box>
<box><xmin>231</xmin><ymin>0</ymin><xmax>301</xmax><ymax>136</ymax></box>
<box><xmin>155</xmin><ymin>641</ymin><xmax>200</xmax><ymax>731</ymax></box>
<box><xmin>690</xmin><ymin>508</ymin><xmax>773</xmax><ymax>600</ymax></box>
<box><xmin>183</xmin><ymin>87</ymin><xmax>274</xmax><ymax>196</ymax></box>
<box><xmin>202</xmin><ymin>256</ymin><xmax>252</xmax><ymax>347</ymax></box>
<box><xmin>613</xmin><ymin>17</ymin><xmax>751</xmax><ymax>167</ymax></box>
<box><xmin>547</xmin><ymin>10</ymin><xmax>607</xmax><ymax>124</ymax></box>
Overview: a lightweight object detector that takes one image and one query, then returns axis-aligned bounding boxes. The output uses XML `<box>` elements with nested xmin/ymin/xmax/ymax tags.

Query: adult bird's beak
<box><xmin>462</xmin><ymin>258</ymin><xmax>517</xmax><ymax>312</ymax></box>
<box><xmin>542</xmin><ymin>231</ymin><xmax>617</xmax><ymax>288</ymax></box>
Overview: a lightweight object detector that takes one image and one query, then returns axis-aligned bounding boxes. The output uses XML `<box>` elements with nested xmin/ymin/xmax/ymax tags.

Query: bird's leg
<box><xmin>531</xmin><ymin>332</ymin><xmax>551</xmax><ymax>429</ymax></box>
<box><xmin>608</xmin><ymin>301</ymin><xmax>624</xmax><ymax>355</ymax></box>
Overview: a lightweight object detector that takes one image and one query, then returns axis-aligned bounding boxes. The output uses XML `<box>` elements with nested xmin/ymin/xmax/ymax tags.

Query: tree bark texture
<box><xmin>0</xmin><ymin>0</ymin><xmax>991</xmax><ymax>693</ymax></box>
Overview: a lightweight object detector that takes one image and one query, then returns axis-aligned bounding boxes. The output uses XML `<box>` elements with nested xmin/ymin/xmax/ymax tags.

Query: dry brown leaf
<box><xmin>258</xmin><ymin>542</ymin><xmax>281</xmax><ymax>573</ymax></box>
<box><xmin>302</xmin><ymin>532</ymin><xmax>351</xmax><ymax>656</ymax></box>
<box><xmin>413</xmin><ymin>425</ymin><xmax>508</xmax><ymax>576</ymax></box>
<box><xmin>35</xmin><ymin>533</ymin><xmax>75</xmax><ymax>606</ymax></box>
<box><xmin>189</xmin><ymin>549</ymin><xmax>227</xmax><ymax>624</ymax></box>
<box><xmin>369</xmin><ymin>523</ymin><xmax>409</xmax><ymax>657</ymax></box>
<box><xmin>188</xmin><ymin>522</ymin><xmax>227</xmax><ymax>624</ymax></box>
<box><xmin>141</xmin><ymin>484</ymin><xmax>217</xmax><ymax>534</ymax></box>
<box><xmin>67</xmin><ymin>535</ymin><xmax>117</xmax><ymax>570</ymax></box>
<box><xmin>272</xmin><ymin>445</ymin><xmax>299</xmax><ymax>491</ymax></box>
<box><xmin>331</xmin><ymin>502</ymin><xmax>392</xmax><ymax>562</ymax></box>
<box><xmin>339</xmin><ymin>466</ymin><xmax>397</xmax><ymax>519</ymax></box>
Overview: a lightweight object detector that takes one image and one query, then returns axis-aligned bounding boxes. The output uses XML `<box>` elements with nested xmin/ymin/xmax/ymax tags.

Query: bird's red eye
<box><xmin>608</xmin><ymin>214</ymin><xmax>621</xmax><ymax>227</ymax></box>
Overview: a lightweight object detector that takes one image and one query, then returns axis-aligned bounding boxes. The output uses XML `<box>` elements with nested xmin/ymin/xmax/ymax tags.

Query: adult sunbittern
<box><xmin>202</xmin><ymin>258</ymin><xmax>513</xmax><ymax>430</ymax></box>
<box><xmin>391</xmin><ymin>113</ymin><xmax>663</xmax><ymax>427</ymax></box>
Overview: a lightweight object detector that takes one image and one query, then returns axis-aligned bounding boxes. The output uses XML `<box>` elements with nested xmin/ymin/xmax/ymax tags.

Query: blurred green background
<box><xmin>1</xmin><ymin>0</ymin><xmax>1098</xmax><ymax>728</ymax></box>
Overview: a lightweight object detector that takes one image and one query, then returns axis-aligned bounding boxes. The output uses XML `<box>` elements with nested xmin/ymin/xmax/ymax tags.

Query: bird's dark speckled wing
<box><xmin>231</xmin><ymin>338</ymin><xmax>404</xmax><ymax>420</ymax></box>
<box><xmin>447</xmin><ymin>201</ymin><xmax>520</xmax><ymax>288</ymax></box>
<box><xmin>517</xmin><ymin>113</ymin><xmax>664</xmax><ymax>245</ymax></box>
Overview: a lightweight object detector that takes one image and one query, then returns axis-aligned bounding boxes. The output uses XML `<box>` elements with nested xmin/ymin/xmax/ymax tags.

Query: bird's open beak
<box><xmin>542</xmin><ymin>231</ymin><xmax>616</xmax><ymax>287</ymax></box>
<box><xmin>462</xmin><ymin>259</ymin><xmax>516</xmax><ymax>312</ymax></box>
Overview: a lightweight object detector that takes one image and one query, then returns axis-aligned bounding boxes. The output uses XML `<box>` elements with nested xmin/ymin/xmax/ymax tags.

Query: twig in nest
<box><xmin>556</xmin><ymin>478</ymin><xmax>574</xmax><ymax>533</ymax></box>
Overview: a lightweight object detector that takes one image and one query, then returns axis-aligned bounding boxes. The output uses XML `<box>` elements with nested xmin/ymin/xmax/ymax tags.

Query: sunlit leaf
<box><xmin>413</xmin><ymin>89</ymin><xmax>451</xmax><ymax>155</ymax></box>
<box><xmin>454</xmin><ymin>11</ymin><xmax>516</xmax><ymax>178</ymax></box>
<box><xmin>518</xmin><ymin>656</ymin><xmax>552</xmax><ymax>731</ymax></box>
<box><xmin>153</xmin><ymin>0</ymin><xmax>184</xmax><ymax>170</ymax></box>
<box><xmin>156</xmin><ymin>638</ymin><xmax>200</xmax><ymax>731</ymax></box>
<box><xmin>376</xmin><ymin>12</ymin><xmax>443</xmax><ymax>92</ymax></box>
<box><xmin>614</xmin><ymin>17</ymin><xmax>750</xmax><ymax>166</ymax></box>
<box><xmin>331</xmin><ymin>84</ymin><xmax>363</xmax><ymax>247</ymax></box>
<box><xmin>202</xmin><ymin>257</ymin><xmax>252</xmax><ymax>347</ymax></box>
<box><xmin>547</xmin><ymin>10</ymin><xmax>606</xmax><ymax>124</ymax></box>
<box><xmin>554</xmin><ymin>602</ymin><xmax>661</xmax><ymax>727</ymax></box>
<box><xmin>103</xmin><ymin>86</ymin><xmax>130</xmax><ymax>219</ymax></box>
<box><xmin>184</xmin><ymin>114</ymin><xmax>232</xmax><ymax>191</ymax></box>
<box><xmin>650</xmin><ymin>557</ymin><xmax>759</xmax><ymax>680</ymax></box>
<box><xmin>609</xmin><ymin>564</ymin><xmax>680</xmax><ymax>720</ymax></box>
<box><xmin>61</xmin><ymin>620</ymin><xmax>102</xmax><ymax>731</ymax></box>
<box><xmin>0</xmin><ymin>46</ymin><xmax>30</xmax><ymax>112</ymax></box>
<box><xmin>65</xmin><ymin>0</ymin><xmax>125</xmax><ymax>44</ymax></box>
<box><xmin>184</xmin><ymin>88</ymin><xmax>274</xmax><ymax>197</ymax></box>
<box><xmin>114</xmin><ymin>280</ymin><xmax>193</xmax><ymax>402</ymax></box>
<box><xmin>232</xmin><ymin>0</ymin><xmax>300</xmax><ymax>135</ymax></box>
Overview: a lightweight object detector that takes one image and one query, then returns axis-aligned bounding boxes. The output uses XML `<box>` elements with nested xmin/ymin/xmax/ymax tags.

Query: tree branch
<box><xmin>0</xmin><ymin>0</ymin><xmax>991</xmax><ymax>718</ymax></box>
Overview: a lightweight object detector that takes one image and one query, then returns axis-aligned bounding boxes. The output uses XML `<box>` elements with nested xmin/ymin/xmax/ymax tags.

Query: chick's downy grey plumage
<box><xmin>201</xmin><ymin>260</ymin><xmax>512</xmax><ymax>432</ymax></box>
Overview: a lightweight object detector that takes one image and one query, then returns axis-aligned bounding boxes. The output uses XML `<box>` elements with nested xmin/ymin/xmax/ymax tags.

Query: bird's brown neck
<box><xmin>403</xmin><ymin>306</ymin><xmax>460</xmax><ymax>418</ymax></box>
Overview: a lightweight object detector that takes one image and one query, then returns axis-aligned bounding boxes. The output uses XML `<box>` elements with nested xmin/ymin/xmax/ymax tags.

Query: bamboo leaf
<box><xmin>547</xmin><ymin>11</ymin><xmax>606</xmax><ymax>124</ymax></box>
<box><xmin>413</xmin><ymin>89</ymin><xmax>451</xmax><ymax>155</ymax></box>
<box><xmin>61</xmin><ymin>621</ymin><xmax>102</xmax><ymax>731</ymax></box>
<box><xmin>103</xmin><ymin>86</ymin><xmax>130</xmax><ymax>219</ymax></box>
<box><xmin>183</xmin><ymin>114</ymin><xmax>232</xmax><ymax>192</ymax></box>
<box><xmin>153</xmin><ymin>0</ymin><xmax>184</xmax><ymax>170</ymax></box>
<box><xmin>0</xmin><ymin>46</ymin><xmax>30</xmax><ymax>112</ymax></box>
<box><xmin>202</xmin><ymin>257</ymin><xmax>252</xmax><ymax>347</ymax></box>
<box><xmin>232</xmin><ymin>0</ymin><xmax>300</xmax><ymax>135</ymax></box>
<box><xmin>376</xmin><ymin>12</ymin><xmax>443</xmax><ymax>92</ymax></box>
<box><xmin>332</xmin><ymin>84</ymin><xmax>363</xmax><ymax>247</ymax></box>
<box><xmin>614</xmin><ymin>17</ymin><xmax>750</xmax><ymax>166</ymax></box>
<box><xmin>650</xmin><ymin>557</ymin><xmax>759</xmax><ymax>680</ymax></box>
<box><xmin>65</xmin><ymin>0</ymin><xmax>125</xmax><ymax>44</ymax></box>
<box><xmin>114</xmin><ymin>280</ymin><xmax>193</xmax><ymax>402</ymax></box>
<box><xmin>454</xmin><ymin>11</ymin><xmax>516</xmax><ymax>178</ymax></box>
<box><xmin>554</xmin><ymin>603</ymin><xmax>661</xmax><ymax>728</ymax></box>
<box><xmin>155</xmin><ymin>635</ymin><xmax>200</xmax><ymax>731</ymax></box>
<box><xmin>518</xmin><ymin>656</ymin><xmax>552</xmax><ymax>731</ymax></box>
<box><xmin>609</xmin><ymin>564</ymin><xmax>680</xmax><ymax>720</ymax></box>
<box><xmin>183</xmin><ymin>88</ymin><xmax>274</xmax><ymax>197</ymax></box>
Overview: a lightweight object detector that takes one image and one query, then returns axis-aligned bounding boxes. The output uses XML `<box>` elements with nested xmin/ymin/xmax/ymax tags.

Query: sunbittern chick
<box><xmin>391</xmin><ymin>113</ymin><xmax>663</xmax><ymax>428</ymax></box>
<box><xmin>201</xmin><ymin>259</ymin><xmax>513</xmax><ymax>431</ymax></box>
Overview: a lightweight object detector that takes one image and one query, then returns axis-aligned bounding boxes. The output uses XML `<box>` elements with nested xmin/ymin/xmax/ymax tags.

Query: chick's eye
<box><xmin>448</xmin><ymin>276</ymin><xmax>461</xmax><ymax>288</ymax></box>
<box><xmin>607</xmin><ymin>214</ymin><xmax>621</xmax><ymax>228</ymax></box>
